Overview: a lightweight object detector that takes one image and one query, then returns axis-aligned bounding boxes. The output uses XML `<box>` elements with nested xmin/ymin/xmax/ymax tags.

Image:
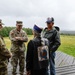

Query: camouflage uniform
<box><xmin>0</xmin><ymin>35</ymin><xmax>11</xmax><ymax>75</ymax></box>
<box><xmin>9</xmin><ymin>28</ymin><xmax>28</xmax><ymax>75</ymax></box>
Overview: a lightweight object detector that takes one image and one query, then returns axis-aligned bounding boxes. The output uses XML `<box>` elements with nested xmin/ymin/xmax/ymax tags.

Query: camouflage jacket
<box><xmin>0</xmin><ymin>35</ymin><xmax>11</xmax><ymax>69</ymax></box>
<box><xmin>9</xmin><ymin>28</ymin><xmax>28</xmax><ymax>53</ymax></box>
<box><xmin>41</xmin><ymin>27</ymin><xmax>61</xmax><ymax>52</ymax></box>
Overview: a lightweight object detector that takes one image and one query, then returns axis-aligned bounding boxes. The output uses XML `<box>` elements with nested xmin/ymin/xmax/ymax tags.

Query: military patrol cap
<box><xmin>33</xmin><ymin>25</ymin><xmax>42</xmax><ymax>33</ymax></box>
<box><xmin>46</xmin><ymin>17</ymin><xmax>54</xmax><ymax>23</ymax></box>
<box><xmin>0</xmin><ymin>19</ymin><xmax>4</xmax><ymax>25</ymax></box>
<box><xmin>16</xmin><ymin>21</ymin><xmax>23</xmax><ymax>25</ymax></box>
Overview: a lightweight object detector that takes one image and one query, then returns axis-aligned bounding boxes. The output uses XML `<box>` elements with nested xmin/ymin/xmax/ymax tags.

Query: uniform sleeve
<box><xmin>51</xmin><ymin>31</ymin><xmax>61</xmax><ymax>52</ymax></box>
<box><xmin>21</xmin><ymin>31</ymin><xmax>28</xmax><ymax>42</ymax></box>
<box><xmin>0</xmin><ymin>38</ymin><xmax>11</xmax><ymax>58</ymax></box>
<box><xmin>9</xmin><ymin>30</ymin><xmax>16</xmax><ymax>41</ymax></box>
<box><xmin>26</xmin><ymin>40</ymin><xmax>34</xmax><ymax>71</ymax></box>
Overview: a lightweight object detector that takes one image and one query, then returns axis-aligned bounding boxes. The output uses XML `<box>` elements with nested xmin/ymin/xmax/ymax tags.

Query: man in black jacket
<box><xmin>26</xmin><ymin>25</ymin><xmax>49</xmax><ymax>75</ymax></box>
<box><xmin>42</xmin><ymin>17</ymin><xmax>61</xmax><ymax>75</ymax></box>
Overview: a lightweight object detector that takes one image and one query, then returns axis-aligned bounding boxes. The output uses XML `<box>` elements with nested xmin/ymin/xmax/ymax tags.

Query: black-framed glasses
<box><xmin>47</xmin><ymin>23</ymin><xmax>50</xmax><ymax>24</ymax></box>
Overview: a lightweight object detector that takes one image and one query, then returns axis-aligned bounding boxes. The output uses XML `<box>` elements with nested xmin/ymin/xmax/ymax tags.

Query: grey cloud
<box><xmin>0</xmin><ymin>0</ymin><xmax>75</xmax><ymax>30</ymax></box>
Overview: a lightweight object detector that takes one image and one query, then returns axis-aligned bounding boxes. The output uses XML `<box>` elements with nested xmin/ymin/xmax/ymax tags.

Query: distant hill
<box><xmin>60</xmin><ymin>31</ymin><xmax>75</xmax><ymax>35</ymax></box>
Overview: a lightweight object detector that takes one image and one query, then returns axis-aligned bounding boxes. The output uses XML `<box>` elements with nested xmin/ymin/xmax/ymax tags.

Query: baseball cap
<box><xmin>46</xmin><ymin>17</ymin><xmax>54</xmax><ymax>23</ymax></box>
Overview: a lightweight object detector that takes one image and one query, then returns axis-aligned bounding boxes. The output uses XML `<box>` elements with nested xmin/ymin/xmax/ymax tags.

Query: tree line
<box><xmin>0</xmin><ymin>27</ymin><xmax>33</xmax><ymax>37</ymax></box>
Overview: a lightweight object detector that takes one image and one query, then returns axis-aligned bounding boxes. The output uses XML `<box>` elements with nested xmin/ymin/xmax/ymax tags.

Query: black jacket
<box><xmin>26</xmin><ymin>37</ymin><xmax>49</xmax><ymax>71</ymax></box>
<box><xmin>42</xmin><ymin>27</ymin><xmax>61</xmax><ymax>52</ymax></box>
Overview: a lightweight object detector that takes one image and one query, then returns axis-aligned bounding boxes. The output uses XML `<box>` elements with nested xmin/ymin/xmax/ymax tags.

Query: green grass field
<box><xmin>58</xmin><ymin>35</ymin><xmax>75</xmax><ymax>57</ymax></box>
<box><xmin>4</xmin><ymin>35</ymin><xmax>75</xmax><ymax>57</ymax></box>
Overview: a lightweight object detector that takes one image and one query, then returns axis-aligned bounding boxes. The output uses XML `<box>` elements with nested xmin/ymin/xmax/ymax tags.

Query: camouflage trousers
<box><xmin>0</xmin><ymin>68</ymin><xmax>8</xmax><ymax>75</ymax></box>
<box><xmin>11</xmin><ymin>51</ymin><xmax>25</xmax><ymax>75</ymax></box>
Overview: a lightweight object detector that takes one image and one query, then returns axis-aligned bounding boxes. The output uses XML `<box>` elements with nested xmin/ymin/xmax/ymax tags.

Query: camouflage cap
<box><xmin>16</xmin><ymin>21</ymin><xmax>23</xmax><ymax>25</ymax></box>
<box><xmin>0</xmin><ymin>19</ymin><xmax>4</xmax><ymax>25</ymax></box>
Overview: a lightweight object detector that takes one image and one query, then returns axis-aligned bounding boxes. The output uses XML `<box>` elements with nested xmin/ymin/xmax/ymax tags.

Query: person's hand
<box><xmin>9</xmin><ymin>52</ymin><xmax>12</xmax><ymax>58</ymax></box>
<box><xmin>10</xmin><ymin>53</ymin><xmax>12</xmax><ymax>57</ymax></box>
<box><xmin>26</xmin><ymin>71</ymin><xmax>31</xmax><ymax>75</ymax></box>
<box><xmin>15</xmin><ymin>37</ymin><xmax>22</xmax><ymax>40</ymax></box>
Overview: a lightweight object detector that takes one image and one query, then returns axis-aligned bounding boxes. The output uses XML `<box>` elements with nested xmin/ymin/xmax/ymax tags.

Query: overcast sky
<box><xmin>0</xmin><ymin>0</ymin><xmax>75</xmax><ymax>30</ymax></box>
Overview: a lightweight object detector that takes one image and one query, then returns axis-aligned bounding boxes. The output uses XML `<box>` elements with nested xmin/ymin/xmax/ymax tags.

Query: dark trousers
<box><xmin>31</xmin><ymin>68</ymin><xmax>48</xmax><ymax>75</ymax></box>
<box><xmin>49</xmin><ymin>52</ymin><xmax>56</xmax><ymax>75</ymax></box>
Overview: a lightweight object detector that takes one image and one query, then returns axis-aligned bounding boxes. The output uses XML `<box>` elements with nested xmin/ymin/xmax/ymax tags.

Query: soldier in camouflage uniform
<box><xmin>0</xmin><ymin>19</ymin><xmax>12</xmax><ymax>75</ymax></box>
<box><xmin>9</xmin><ymin>21</ymin><xmax>28</xmax><ymax>75</ymax></box>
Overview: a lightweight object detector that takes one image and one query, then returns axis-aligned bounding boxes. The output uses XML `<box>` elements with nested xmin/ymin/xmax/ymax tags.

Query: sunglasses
<box><xmin>0</xmin><ymin>25</ymin><xmax>2</xmax><ymax>26</ymax></box>
<box><xmin>47</xmin><ymin>23</ymin><xmax>51</xmax><ymax>24</ymax></box>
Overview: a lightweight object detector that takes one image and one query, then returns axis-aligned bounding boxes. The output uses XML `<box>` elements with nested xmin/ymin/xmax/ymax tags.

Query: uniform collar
<box><xmin>15</xmin><ymin>28</ymin><xmax>22</xmax><ymax>33</ymax></box>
